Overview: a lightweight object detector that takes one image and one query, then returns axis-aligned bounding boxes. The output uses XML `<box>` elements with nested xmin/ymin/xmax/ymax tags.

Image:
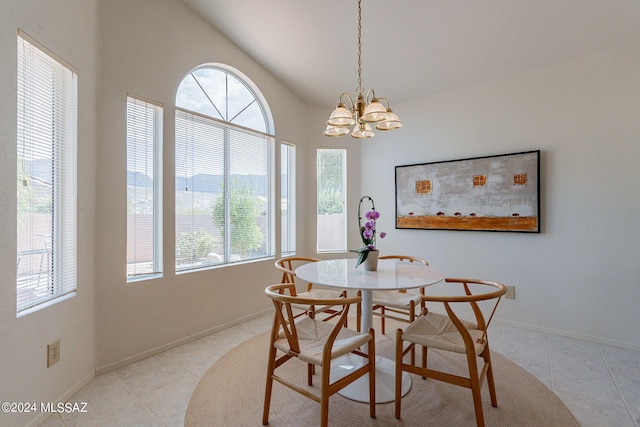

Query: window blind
<box><xmin>175</xmin><ymin>110</ymin><xmax>226</xmax><ymax>271</ymax></box>
<box><xmin>175</xmin><ymin>109</ymin><xmax>272</xmax><ymax>271</ymax></box>
<box><xmin>228</xmin><ymin>128</ymin><xmax>270</xmax><ymax>260</ymax></box>
<box><xmin>126</xmin><ymin>96</ymin><xmax>163</xmax><ymax>280</ymax></box>
<box><xmin>281</xmin><ymin>142</ymin><xmax>296</xmax><ymax>255</ymax></box>
<box><xmin>16</xmin><ymin>31</ymin><xmax>77</xmax><ymax>314</ymax></box>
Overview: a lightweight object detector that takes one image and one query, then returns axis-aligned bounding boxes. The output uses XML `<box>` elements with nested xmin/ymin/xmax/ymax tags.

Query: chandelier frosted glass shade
<box><xmin>361</xmin><ymin>100</ymin><xmax>390</xmax><ymax>123</ymax></box>
<box><xmin>323</xmin><ymin>124</ymin><xmax>350</xmax><ymax>137</ymax></box>
<box><xmin>351</xmin><ymin>123</ymin><xmax>375</xmax><ymax>139</ymax></box>
<box><xmin>326</xmin><ymin>104</ymin><xmax>356</xmax><ymax>127</ymax></box>
<box><xmin>375</xmin><ymin>111</ymin><xmax>403</xmax><ymax>130</ymax></box>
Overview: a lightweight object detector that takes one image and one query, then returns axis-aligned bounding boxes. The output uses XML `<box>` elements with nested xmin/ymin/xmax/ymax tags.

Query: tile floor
<box><xmin>40</xmin><ymin>313</ymin><xmax>639</xmax><ymax>427</ymax></box>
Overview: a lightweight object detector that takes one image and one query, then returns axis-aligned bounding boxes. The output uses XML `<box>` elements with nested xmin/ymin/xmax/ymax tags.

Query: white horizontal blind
<box><xmin>16</xmin><ymin>31</ymin><xmax>77</xmax><ymax>313</ymax></box>
<box><xmin>175</xmin><ymin>110</ymin><xmax>225</xmax><ymax>271</ymax></box>
<box><xmin>175</xmin><ymin>109</ymin><xmax>272</xmax><ymax>271</ymax></box>
<box><xmin>126</xmin><ymin>96</ymin><xmax>163</xmax><ymax>280</ymax></box>
<box><xmin>281</xmin><ymin>142</ymin><xmax>296</xmax><ymax>255</ymax></box>
<box><xmin>228</xmin><ymin>128</ymin><xmax>270</xmax><ymax>260</ymax></box>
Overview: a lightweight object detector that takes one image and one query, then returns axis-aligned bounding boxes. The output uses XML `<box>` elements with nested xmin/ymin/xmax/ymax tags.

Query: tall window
<box><xmin>126</xmin><ymin>96</ymin><xmax>163</xmax><ymax>281</ymax></box>
<box><xmin>281</xmin><ymin>142</ymin><xmax>296</xmax><ymax>255</ymax></box>
<box><xmin>175</xmin><ymin>65</ymin><xmax>274</xmax><ymax>271</ymax></box>
<box><xmin>317</xmin><ymin>149</ymin><xmax>346</xmax><ymax>252</ymax></box>
<box><xmin>16</xmin><ymin>31</ymin><xmax>77</xmax><ymax>314</ymax></box>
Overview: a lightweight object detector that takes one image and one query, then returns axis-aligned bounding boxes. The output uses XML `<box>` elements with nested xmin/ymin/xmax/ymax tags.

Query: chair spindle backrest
<box><xmin>429</xmin><ymin>278</ymin><xmax>506</xmax><ymax>345</ymax></box>
<box><xmin>265</xmin><ymin>283</ymin><xmax>359</xmax><ymax>356</ymax></box>
<box><xmin>275</xmin><ymin>256</ymin><xmax>321</xmax><ymax>290</ymax></box>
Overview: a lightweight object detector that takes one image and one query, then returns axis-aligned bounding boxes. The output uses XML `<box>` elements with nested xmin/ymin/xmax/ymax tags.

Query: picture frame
<box><xmin>395</xmin><ymin>150</ymin><xmax>540</xmax><ymax>232</ymax></box>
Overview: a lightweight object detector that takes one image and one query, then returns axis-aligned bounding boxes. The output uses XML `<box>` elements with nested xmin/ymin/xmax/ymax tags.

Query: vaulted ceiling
<box><xmin>181</xmin><ymin>0</ymin><xmax>640</xmax><ymax>108</ymax></box>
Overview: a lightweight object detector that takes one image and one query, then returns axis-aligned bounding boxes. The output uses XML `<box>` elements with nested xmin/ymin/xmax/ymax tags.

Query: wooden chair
<box><xmin>263</xmin><ymin>283</ymin><xmax>376</xmax><ymax>427</ymax></box>
<box><xmin>395</xmin><ymin>278</ymin><xmax>506</xmax><ymax>427</ymax></box>
<box><xmin>275</xmin><ymin>256</ymin><xmax>346</xmax><ymax>322</ymax></box>
<box><xmin>371</xmin><ymin>255</ymin><xmax>430</xmax><ymax>334</ymax></box>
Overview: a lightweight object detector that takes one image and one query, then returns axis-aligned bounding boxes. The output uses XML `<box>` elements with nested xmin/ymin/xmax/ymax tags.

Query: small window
<box><xmin>126</xmin><ymin>96</ymin><xmax>163</xmax><ymax>281</ymax></box>
<box><xmin>281</xmin><ymin>142</ymin><xmax>296</xmax><ymax>255</ymax></box>
<box><xmin>317</xmin><ymin>149</ymin><xmax>346</xmax><ymax>252</ymax></box>
<box><xmin>16</xmin><ymin>31</ymin><xmax>77</xmax><ymax>314</ymax></box>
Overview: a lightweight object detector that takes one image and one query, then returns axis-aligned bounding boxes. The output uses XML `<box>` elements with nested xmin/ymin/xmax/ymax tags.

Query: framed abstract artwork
<box><xmin>395</xmin><ymin>150</ymin><xmax>540</xmax><ymax>232</ymax></box>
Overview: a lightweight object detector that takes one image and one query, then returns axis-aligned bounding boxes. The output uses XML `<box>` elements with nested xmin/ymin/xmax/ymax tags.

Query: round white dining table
<box><xmin>295</xmin><ymin>257</ymin><xmax>444</xmax><ymax>403</ymax></box>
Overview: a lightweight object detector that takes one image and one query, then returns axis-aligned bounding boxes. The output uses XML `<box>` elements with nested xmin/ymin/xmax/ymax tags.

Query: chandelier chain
<box><xmin>356</xmin><ymin>0</ymin><xmax>363</xmax><ymax>94</ymax></box>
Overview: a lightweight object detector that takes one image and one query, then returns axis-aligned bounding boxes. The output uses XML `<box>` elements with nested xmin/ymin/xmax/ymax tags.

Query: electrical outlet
<box><xmin>47</xmin><ymin>340</ymin><xmax>60</xmax><ymax>367</ymax></box>
<box><xmin>505</xmin><ymin>286</ymin><xmax>516</xmax><ymax>300</ymax></box>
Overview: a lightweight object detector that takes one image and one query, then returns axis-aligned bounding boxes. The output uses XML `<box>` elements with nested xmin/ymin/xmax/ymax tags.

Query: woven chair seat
<box><xmin>292</xmin><ymin>288</ymin><xmax>345</xmax><ymax>313</ymax></box>
<box><xmin>402</xmin><ymin>311</ymin><xmax>484</xmax><ymax>355</ymax></box>
<box><xmin>372</xmin><ymin>290</ymin><xmax>421</xmax><ymax>309</ymax></box>
<box><xmin>275</xmin><ymin>256</ymin><xmax>347</xmax><ymax>320</ymax></box>
<box><xmin>275</xmin><ymin>316</ymin><xmax>372</xmax><ymax>366</ymax></box>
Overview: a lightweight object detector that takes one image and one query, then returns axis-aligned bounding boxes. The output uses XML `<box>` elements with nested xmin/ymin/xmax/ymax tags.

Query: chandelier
<box><xmin>323</xmin><ymin>0</ymin><xmax>403</xmax><ymax>139</ymax></box>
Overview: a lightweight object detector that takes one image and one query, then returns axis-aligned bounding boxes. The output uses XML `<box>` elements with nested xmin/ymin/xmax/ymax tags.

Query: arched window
<box><xmin>175</xmin><ymin>64</ymin><xmax>274</xmax><ymax>271</ymax></box>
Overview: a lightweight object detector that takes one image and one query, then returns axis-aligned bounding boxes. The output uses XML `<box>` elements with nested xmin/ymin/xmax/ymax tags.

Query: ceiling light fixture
<box><xmin>324</xmin><ymin>0</ymin><xmax>403</xmax><ymax>139</ymax></box>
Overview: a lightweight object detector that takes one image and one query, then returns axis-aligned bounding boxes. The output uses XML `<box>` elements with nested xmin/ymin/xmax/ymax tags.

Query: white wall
<box><xmin>353</xmin><ymin>43</ymin><xmax>640</xmax><ymax>349</ymax></box>
<box><xmin>0</xmin><ymin>1</ymin><xmax>98</xmax><ymax>426</ymax></box>
<box><xmin>94</xmin><ymin>0</ymin><xmax>309</xmax><ymax>370</ymax></box>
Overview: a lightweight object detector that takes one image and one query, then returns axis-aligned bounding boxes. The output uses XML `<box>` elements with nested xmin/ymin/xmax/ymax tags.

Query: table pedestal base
<box><xmin>330</xmin><ymin>354</ymin><xmax>411</xmax><ymax>403</ymax></box>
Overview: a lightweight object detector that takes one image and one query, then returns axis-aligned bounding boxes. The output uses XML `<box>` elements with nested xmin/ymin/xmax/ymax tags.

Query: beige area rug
<box><xmin>186</xmin><ymin>328</ymin><xmax>579</xmax><ymax>426</ymax></box>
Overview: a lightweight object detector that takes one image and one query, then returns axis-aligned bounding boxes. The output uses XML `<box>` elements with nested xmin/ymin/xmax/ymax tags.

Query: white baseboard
<box><xmin>95</xmin><ymin>308</ymin><xmax>272</xmax><ymax>375</ymax></box>
<box><xmin>492</xmin><ymin>317</ymin><xmax>640</xmax><ymax>351</ymax></box>
<box><xmin>24</xmin><ymin>370</ymin><xmax>95</xmax><ymax>427</ymax></box>
<box><xmin>427</xmin><ymin>306</ymin><xmax>640</xmax><ymax>351</ymax></box>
